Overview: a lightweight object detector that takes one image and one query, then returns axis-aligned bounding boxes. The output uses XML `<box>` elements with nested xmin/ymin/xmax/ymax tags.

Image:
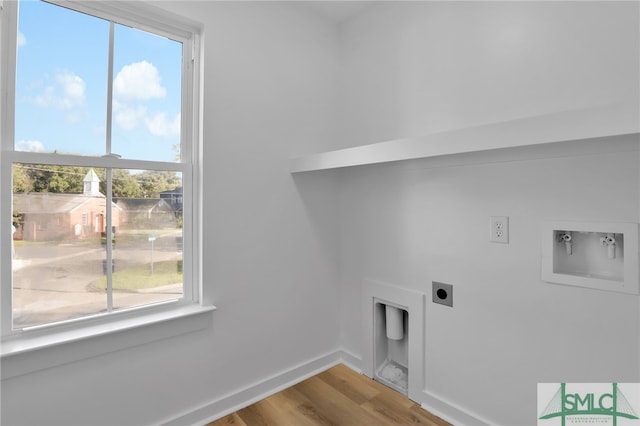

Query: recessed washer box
<box><xmin>541</xmin><ymin>221</ymin><xmax>639</xmax><ymax>295</ymax></box>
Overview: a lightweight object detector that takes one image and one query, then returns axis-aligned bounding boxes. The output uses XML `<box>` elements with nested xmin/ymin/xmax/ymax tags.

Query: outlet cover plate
<box><xmin>490</xmin><ymin>216</ymin><xmax>509</xmax><ymax>243</ymax></box>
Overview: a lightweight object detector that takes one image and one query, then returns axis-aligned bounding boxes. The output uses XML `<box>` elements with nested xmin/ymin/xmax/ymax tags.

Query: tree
<box><xmin>12</xmin><ymin>165</ymin><xmax>32</xmax><ymax>193</ymax></box>
<box><xmin>25</xmin><ymin>164</ymin><xmax>88</xmax><ymax>193</ymax></box>
<box><xmin>113</xmin><ymin>169</ymin><xmax>143</xmax><ymax>198</ymax></box>
<box><xmin>96</xmin><ymin>169</ymin><xmax>142</xmax><ymax>198</ymax></box>
<box><xmin>12</xmin><ymin>164</ymin><xmax>178</xmax><ymax>199</ymax></box>
<box><xmin>172</xmin><ymin>143</ymin><xmax>180</xmax><ymax>162</ymax></box>
<box><xmin>137</xmin><ymin>170</ymin><xmax>180</xmax><ymax>198</ymax></box>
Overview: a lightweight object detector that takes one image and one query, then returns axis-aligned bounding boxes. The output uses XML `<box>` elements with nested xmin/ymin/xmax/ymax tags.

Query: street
<box><xmin>11</xmin><ymin>230</ymin><xmax>183</xmax><ymax>328</ymax></box>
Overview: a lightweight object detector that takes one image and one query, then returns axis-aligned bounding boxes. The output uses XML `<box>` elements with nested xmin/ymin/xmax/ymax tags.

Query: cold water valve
<box><xmin>601</xmin><ymin>233</ymin><xmax>616</xmax><ymax>259</ymax></box>
<box><xmin>558</xmin><ymin>231</ymin><xmax>572</xmax><ymax>255</ymax></box>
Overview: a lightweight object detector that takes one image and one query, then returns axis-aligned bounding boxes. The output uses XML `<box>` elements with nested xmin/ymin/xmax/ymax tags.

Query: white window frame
<box><xmin>0</xmin><ymin>0</ymin><xmax>210</xmax><ymax>370</ymax></box>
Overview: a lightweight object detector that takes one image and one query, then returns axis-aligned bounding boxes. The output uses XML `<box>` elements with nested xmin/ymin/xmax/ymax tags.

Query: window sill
<box><xmin>1</xmin><ymin>304</ymin><xmax>215</xmax><ymax>379</ymax></box>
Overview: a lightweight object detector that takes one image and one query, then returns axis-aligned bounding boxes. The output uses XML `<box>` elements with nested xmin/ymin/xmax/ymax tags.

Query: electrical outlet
<box><xmin>490</xmin><ymin>216</ymin><xmax>509</xmax><ymax>243</ymax></box>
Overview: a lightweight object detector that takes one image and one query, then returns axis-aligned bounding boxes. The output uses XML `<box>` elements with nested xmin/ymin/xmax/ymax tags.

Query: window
<box><xmin>1</xmin><ymin>1</ymin><xmax>202</xmax><ymax>336</ymax></box>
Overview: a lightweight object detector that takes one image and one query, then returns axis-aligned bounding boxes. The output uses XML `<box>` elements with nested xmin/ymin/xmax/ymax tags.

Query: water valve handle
<box><xmin>559</xmin><ymin>232</ymin><xmax>572</xmax><ymax>255</ymax></box>
<box><xmin>600</xmin><ymin>233</ymin><xmax>616</xmax><ymax>259</ymax></box>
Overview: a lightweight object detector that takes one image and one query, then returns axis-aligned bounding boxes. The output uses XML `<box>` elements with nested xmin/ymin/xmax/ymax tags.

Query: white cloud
<box><xmin>111</xmin><ymin>61</ymin><xmax>177</xmax><ymax>137</ymax></box>
<box><xmin>17</xmin><ymin>32</ymin><xmax>26</xmax><ymax>48</ymax></box>
<box><xmin>57</xmin><ymin>71</ymin><xmax>85</xmax><ymax>106</ymax></box>
<box><xmin>16</xmin><ymin>140</ymin><xmax>46</xmax><ymax>152</ymax></box>
<box><xmin>113</xmin><ymin>61</ymin><xmax>166</xmax><ymax>101</ymax></box>
<box><xmin>34</xmin><ymin>86</ymin><xmax>56</xmax><ymax>108</ymax></box>
<box><xmin>145</xmin><ymin>112</ymin><xmax>180</xmax><ymax>137</ymax></box>
<box><xmin>34</xmin><ymin>70</ymin><xmax>85</xmax><ymax>110</ymax></box>
<box><xmin>112</xmin><ymin>99</ymin><xmax>179</xmax><ymax>139</ymax></box>
<box><xmin>113</xmin><ymin>100</ymin><xmax>147</xmax><ymax>130</ymax></box>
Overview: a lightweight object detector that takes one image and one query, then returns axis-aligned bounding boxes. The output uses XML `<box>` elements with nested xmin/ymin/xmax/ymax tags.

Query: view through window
<box><xmin>9</xmin><ymin>1</ymin><xmax>189</xmax><ymax>329</ymax></box>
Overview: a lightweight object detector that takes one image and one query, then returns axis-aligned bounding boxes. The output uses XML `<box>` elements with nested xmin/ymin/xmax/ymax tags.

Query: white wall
<box><xmin>338</xmin><ymin>1</ymin><xmax>640</xmax><ymax>148</ymax></box>
<box><xmin>336</xmin><ymin>2</ymin><xmax>640</xmax><ymax>425</ymax></box>
<box><xmin>338</xmin><ymin>144</ymin><xmax>640</xmax><ymax>425</ymax></box>
<box><xmin>2</xmin><ymin>2</ymin><xmax>639</xmax><ymax>425</ymax></box>
<box><xmin>1</xmin><ymin>2</ymin><xmax>342</xmax><ymax>425</ymax></box>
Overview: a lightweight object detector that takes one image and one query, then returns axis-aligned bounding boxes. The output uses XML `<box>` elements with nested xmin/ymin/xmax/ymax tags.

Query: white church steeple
<box><xmin>83</xmin><ymin>168</ymin><xmax>101</xmax><ymax>196</ymax></box>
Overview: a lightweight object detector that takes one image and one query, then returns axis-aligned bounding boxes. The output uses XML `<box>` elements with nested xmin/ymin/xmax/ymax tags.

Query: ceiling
<box><xmin>295</xmin><ymin>1</ymin><xmax>375</xmax><ymax>23</ymax></box>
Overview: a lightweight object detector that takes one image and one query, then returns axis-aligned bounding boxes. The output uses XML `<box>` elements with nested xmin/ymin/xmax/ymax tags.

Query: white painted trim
<box><xmin>421</xmin><ymin>390</ymin><xmax>497</xmax><ymax>426</ymax></box>
<box><xmin>291</xmin><ymin>102</ymin><xmax>640</xmax><ymax>173</ymax></box>
<box><xmin>338</xmin><ymin>348</ymin><xmax>363</xmax><ymax>373</ymax></box>
<box><xmin>0</xmin><ymin>0</ymin><xmax>18</xmax><ymax>338</ymax></box>
<box><xmin>158</xmin><ymin>349</ymin><xmax>495</xmax><ymax>426</ymax></box>
<box><xmin>338</xmin><ymin>356</ymin><xmax>502</xmax><ymax>425</ymax></box>
<box><xmin>1</xmin><ymin>304</ymin><xmax>215</xmax><ymax>379</ymax></box>
<box><xmin>2</xmin><ymin>0</ymin><xmax>203</xmax><ymax>338</ymax></box>
<box><xmin>337</xmin><ymin>348</ymin><xmax>494</xmax><ymax>425</ymax></box>
<box><xmin>44</xmin><ymin>0</ymin><xmax>202</xmax><ymax>41</ymax></box>
<box><xmin>160</xmin><ymin>350</ymin><xmax>343</xmax><ymax>426</ymax></box>
<box><xmin>335</xmin><ymin>351</ymin><xmax>494</xmax><ymax>425</ymax></box>
<box><xmin>7</xmin><ymin>151</ymin><xmax>188</xmax><ymax>171</ymax></box>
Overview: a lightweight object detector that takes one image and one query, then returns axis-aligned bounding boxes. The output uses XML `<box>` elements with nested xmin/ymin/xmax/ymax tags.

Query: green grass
<box><xmin>13</xmin><ymin>240</ymin><xmax>55</xmax><ymax>247</ymax></box>
<box><xmin>94</xmin><ymin>260</ymin><xmax>182</xmax><ymax>291</ymax></box>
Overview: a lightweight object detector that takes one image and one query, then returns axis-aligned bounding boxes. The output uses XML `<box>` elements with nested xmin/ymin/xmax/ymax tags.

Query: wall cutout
<box><xmin>541</xmin><ymin>221</ymin><xmax>639</xmax><ymax>295</ymax></box>
<box><xmin>374</xmin><ymin>301</ymin><xmax>408</xmax><ymax>395</ymax></box>
<box><xmin>362</xmin><ymin>279</ymin><xmax>426</xmax><ymax>402</ymax></box>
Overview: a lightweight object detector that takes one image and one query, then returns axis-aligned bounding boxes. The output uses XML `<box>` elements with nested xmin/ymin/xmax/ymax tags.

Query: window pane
<box><xmin>9</xmin><ymin>0</ymin><xmax>194</xmax><ymax>331</ymax></box>
<box><xmin>112</xmin><ymin>24</ymin><xmax>183</xmax><ymax>162</ymax></box>
<box><xmin>12</xmin><ymin>164</ymin><xmax>108</xmax><ymax>328</ymax></box>
<box><xmin>15</xmin><ymin>1</ymin><xmax>109</xmax><ymax>156</ymax></box>
<box><xmin>111</xmin><ymin>170</ymin><xmax>184</xmax><ymax>310</ymax></box>
<box><xmin>11</xmin><ymin>165</ymin><xmax>184</xmax><ymax>328</ymax></box>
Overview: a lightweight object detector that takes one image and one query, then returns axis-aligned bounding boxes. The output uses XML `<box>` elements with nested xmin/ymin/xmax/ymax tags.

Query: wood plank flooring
<box><xmin>207</xmin><ymin>364</ymin><xmax>451</xmax><ymax>426</ymax></box>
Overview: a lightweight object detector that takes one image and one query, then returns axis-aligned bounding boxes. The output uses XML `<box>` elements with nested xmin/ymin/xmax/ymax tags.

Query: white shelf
<box><xmin>291</xmin><ymin>102</ymin><xmax>639</xmax><ymax>173</ymax></box>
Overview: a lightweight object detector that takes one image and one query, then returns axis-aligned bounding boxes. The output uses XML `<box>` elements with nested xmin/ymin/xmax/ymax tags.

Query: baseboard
<box><xmin>338</xmin><ymin>348</ymin><xmax>362</xmax><ymax>373</ymax></box>
<box><xmin>160</xmin><ymin>349</ymin><xmax>497</xmax><ymax>426</ymax></box>
<box><xmin>336</xmin><ymin>351</ymin><xmax>494</xmax><ymax>426</ymax></box>
<box><xmin>160</xmin><ymin>350</ymin><xmax>342</xmax><ymax>426</ymax></box>
<box><xmin>421</xmin><ymin>389</ymin><xmax>496</xmax><ymax>426</ymax></box>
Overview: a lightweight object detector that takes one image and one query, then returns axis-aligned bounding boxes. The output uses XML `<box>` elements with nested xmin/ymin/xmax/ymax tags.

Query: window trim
<box><xmin>1</xmin><ymin>303</ymin><xmax>216</xmax><ymax>379</ymax></box>
<box><xmin>0</xmin><ymin>0</ymin><xmax>207</xmax><ymax>346</ymax></box>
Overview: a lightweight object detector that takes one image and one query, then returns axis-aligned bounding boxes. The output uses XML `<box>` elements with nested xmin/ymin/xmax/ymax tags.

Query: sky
<box><xmin>14</xmin><ymin>0</ymin><xmax>183</xmax><ymax>163</ymax></box>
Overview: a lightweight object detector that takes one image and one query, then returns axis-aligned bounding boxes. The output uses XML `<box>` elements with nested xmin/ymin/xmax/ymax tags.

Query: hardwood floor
<box><xmin>207</xmin><ymin>364</ymin><xmax>451</xmax><ymax>426</ymax></box>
